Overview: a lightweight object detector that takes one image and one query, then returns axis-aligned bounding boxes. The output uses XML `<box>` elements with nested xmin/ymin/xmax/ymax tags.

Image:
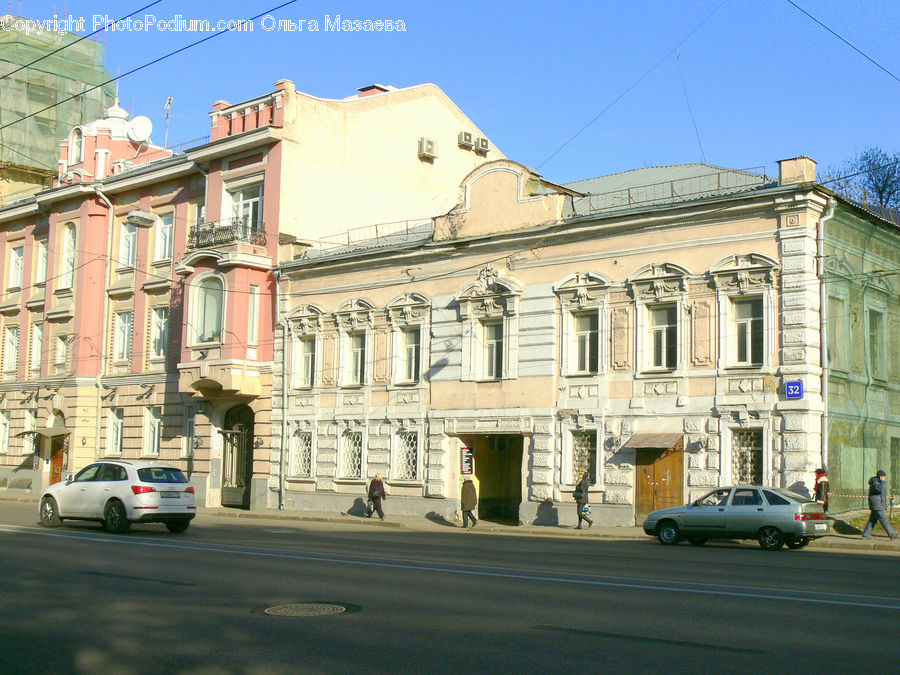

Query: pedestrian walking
<box><xmin>460</xmin><ymin>477</ymin><xmax>478</xmax><ymax>529</ymax></box>
<box><xmin>366</xmin><ymin>473</ymin><xmax>386</xmax><ymax>521</ymax></box>
<box><xmin>573</xmin><ymin>468</ymin><xmax>592</xmax><ymax>529</ymax></box>
<box><xmin>814</xmin><ymin>467</ymin><xmax>829</xmax><ymax>513</ymax></box>
<box><xmin>861</xmin><ymin>470</ymin><xmax>898</xmax><ymax>540</ymax></box>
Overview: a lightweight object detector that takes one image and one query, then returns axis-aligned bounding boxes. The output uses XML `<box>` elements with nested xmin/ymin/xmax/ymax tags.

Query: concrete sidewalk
<box><xmin>5</xmin><ymin>489</ymin><xmax>899</xmax><ymax>552</ymax></box>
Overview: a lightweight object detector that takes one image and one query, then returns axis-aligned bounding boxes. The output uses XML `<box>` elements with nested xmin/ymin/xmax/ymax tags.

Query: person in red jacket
<box><xmin>814</xmin><ymin>468</ymin><xmax>829</xmax><ymax>513</ymax></box>
<box><xmin>366</xmin><ymin>474</ymin><xmax>386</xmax><ymax>520</ymax></box>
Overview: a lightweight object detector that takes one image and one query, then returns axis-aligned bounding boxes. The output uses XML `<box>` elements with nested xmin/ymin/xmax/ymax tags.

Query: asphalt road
<box><xmin>1</xmin><ymin>501</ymin><xmax>898</xmax><ymax>674</ymax></box>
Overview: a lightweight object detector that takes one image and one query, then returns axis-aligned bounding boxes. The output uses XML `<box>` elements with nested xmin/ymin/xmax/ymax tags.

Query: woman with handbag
<box><xmin>573</xmin><ymin>469</ymin><xmax>592</xmax><ymax>529</ymax></box>
<box><xmin>367</xmin><ymin>474</ymin><xmax>387</xmax><ymax>520</ymax></box>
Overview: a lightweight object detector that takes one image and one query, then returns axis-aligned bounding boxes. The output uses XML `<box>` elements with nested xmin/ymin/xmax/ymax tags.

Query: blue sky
<box><xmin>11</xmin><ymin>0</ymin><xmax>900</xmax><ymax>184</ymax></box>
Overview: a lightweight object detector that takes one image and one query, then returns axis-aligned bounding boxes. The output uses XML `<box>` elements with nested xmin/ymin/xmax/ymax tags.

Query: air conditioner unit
<box><xmin>474</xmin><ymin>137</ymin><xmax>490</xmax><ymax>154</ymax></box>
<box><xmin>417</xmin><ymin>137</ymin><xmax>438</xmax><ymax>159</ymax></box>
<box><xmin>458</xmin><ymin>131</ymin><xmax>474</xmax><ymax>149</ymax></box>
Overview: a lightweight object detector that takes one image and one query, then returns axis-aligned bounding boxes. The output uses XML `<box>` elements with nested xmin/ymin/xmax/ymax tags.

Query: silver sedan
<box><xmin>641</xmin><ymin>486</ymin><xmax>832</xmax><ymax>550</ymax></box>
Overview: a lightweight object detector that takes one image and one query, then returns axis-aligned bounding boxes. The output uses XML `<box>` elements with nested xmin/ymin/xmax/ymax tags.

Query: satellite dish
<box><xmin>126</xmin><ymin>116</ymin><xmax>153</xmax><ymax>144</ymax></box>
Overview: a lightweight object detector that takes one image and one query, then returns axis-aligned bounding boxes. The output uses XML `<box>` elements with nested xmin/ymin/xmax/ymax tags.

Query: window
<box><xmin>827</xmin><ymin>296</ymin><xmax>846</xmax><ymax>370</ymax></box>
<box><xmin>195</xmin><ymin>276</ymin><xmax>223</xmax><ymax>343</ymax></box>
<box><xmin>650</xmin><ymin>305</ymin><xmax>677</xmax><ymax>369</ymax></box>
<box><xmin>59</xmin><ymin>224</ymin><xmax>76</xmax><ymax>289</ymax></box>
<box><xmin>295</xmin><ymin>336</ymin><xmax>316</xmax><ymax>387</ymax></box>
<box><xmin>25</xmin><ymin>409</ymin><xmax>39</xmax><ymax>455</ymax></box>
<box><xmin>145</xmin><ymin>407</ymin><xmax>162</xmax><ymax>456</ymax></box>
<box><xmin>154</xmin><ymin>213</ymin><xmax>174</xmax><ymax>261</ymax></box>
<box><xmin>573</xmin><ymin>312</ymin><xmax>599</xmax><ymax>374</ymax></box>
<box><xmin>0</xmin><ymin>411</ymin><xmax>9</xmax><ymax>453</ymax></box>
<box><xmin>107</xmin><ymin>408</ymin><xmax>124</xmax><ymax>455</ymax></box>
<box><xmin>34</xmin><ymin>240</ymin><xmax>48</xmax><ymax>285</ymax></box>
<box><xmin>730</xmin><ymin>488</ymin><xmax>763</xmax><ymax>506</ymax></box>
<box><xmin>182</xmin><ymin>406</ymin><xmax>196</xmax><ymax>458</ymax></box>
<box><xmin>150</xmin><ymin>307</ymin><xmax>169</xmax><ymax>359</ymax></box>
<box><xmin>7</xmin><ymin>245</ymin><xmax>23</xmax><ymax>289</ymax></box>
<box><xmin>762</xmin><ymin>489</ymin><xmax>791</xmax><ymax>506</ymax></box>
<box><xmin>30</xmin><ymin>323</ymin><xmax>42</xmax><ymax>378</ymax></box>
<box><xmin>341</xmin><ymin>431</ymin><xmax>363</xmax><ymax>479</ymax></box>
<box><xmin>288</xmin><ymin>432</ymin><xmax>312</xmax><ymax>478</ymax></box>
<box><xmin>347</xmin><ymin>332</ymin><xmax>366</xmax><ymax>385</ymax></box>
<box><xmin>482</xmin><ymin>320</ymin><xmax>503</xmax><ymax>380</ymax></box>
<box><xmin>114</xmin><ymin>311</ymin><xmax>133</xmax><ymax>362</ymax></box>
<box><xmin>54</xmin><ymin>334</ymin><xmax>69</xmax><ymax>367</ymax></box>
<box><xmin>734</xmin><ymin>298</ymin><xmax>763</xmax><ymax>366</ymax></box>
<box><xmin>3</xmin><ymin>325</ymin><xmax>19</xmax><ymax>378</ymax></box>
<box><xmin>399</xmin><ymin>327</ymin><xmax>421</xmax><ymax>383</ymax></box>
<box><xmin>396</xmin><ymin>431</ymin><xmax>419</xmax><ymax>480</ymax></box>
<box><xmin>732</xmin><ymin>429</ymin><xmax>762</xmax><ymax>484</ymax></box>
<box><xmin>69</xmin><ymin>128</ymin><xmax>83</xmax><ymax>164</ymax></box>
<box><xmin>230</xmin><ymin>185</ymin><xmax>262</xmax><ymax>235</ymax></box>
<box><xmin>248</xmin><ymin>285</ymin><xmax>259</xmax><ymax>344</ymax></box>
<box><xmin>119</xmin><ymin>223</ymin><xmax>137</xmax><ymax>268</ymax></box>
<box><xmin>868</xmin><ymin>309</ymin><xmax>884</xmax><ymax>377</ymax></box>
<box><xmin>571</xmin><ymin>430</ymin><xmax>597</xmax><ymax>484</ymax></box>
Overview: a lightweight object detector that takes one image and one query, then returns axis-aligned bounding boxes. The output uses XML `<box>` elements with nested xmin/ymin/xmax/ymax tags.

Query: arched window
<box><xmin>194</xmin><ymin>276</ymin><xmax>224</xmax><ymax>343</ymax></box>
<box><xmin>69</xmin><ymin>129</ymin><xmax>83</xmax><ymax>165</ymax></box>
<box><xmin>59</xmin><ymin>224</ymin><xmax>76</xmax><ymax>289</ymax></box>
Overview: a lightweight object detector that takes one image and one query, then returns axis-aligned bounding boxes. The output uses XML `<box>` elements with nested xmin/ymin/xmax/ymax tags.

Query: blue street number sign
<box><xmin>785</xmin><ymin>380</ymin><xmax>804</xmax><ymax>399</ymax></box>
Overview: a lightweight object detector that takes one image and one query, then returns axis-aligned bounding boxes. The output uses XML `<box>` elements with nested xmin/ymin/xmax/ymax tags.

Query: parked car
<box><xmin>39</xmin><ymin>459</ymin><xmax>196</xmax><ymax>534</ymax></box>
<box><xmin>642</xmin><ymin>486</ymin><xmax>831</xmax><ymax>550</ymax></box>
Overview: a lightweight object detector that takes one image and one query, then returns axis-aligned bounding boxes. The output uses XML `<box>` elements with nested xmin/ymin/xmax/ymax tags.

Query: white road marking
<box><xmin>4</xmin><ymin>524</ymin><xmax>900</xmax><ymax>611</ymax></box>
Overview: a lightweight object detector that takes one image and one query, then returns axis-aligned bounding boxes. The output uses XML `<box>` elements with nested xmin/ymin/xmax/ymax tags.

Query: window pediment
<box><xmin>709</xmin><ymin>254</ymin><xmax>777</xmax><ymax>294</ymax></box>
<box><xmin>554</xmin><ymin>272</ymin><xmax>611</xmax><ymax>309</ymax></box>
<box><xmin>335</xmin><ymin>299</ymin><xmax>374</xmax><ymax>329</ymax></box>
<box><xmin>287</xmin><ymin>304</ymin><xmax>325</xmax><ymax>333</ymax></box>
<box><xmin>628</xmin><ymin>263</ymin><xmax>690</xmax><ymax>301</ymax></box>
<box><xmin>387</xmin><ymin>293</ymin><xmax>430</xmax><ymax>326</ymax></box>
<box><xmin>456</xmin><ymin>265</ymin><xmax>521</xmax><ymax>319</ymax></box>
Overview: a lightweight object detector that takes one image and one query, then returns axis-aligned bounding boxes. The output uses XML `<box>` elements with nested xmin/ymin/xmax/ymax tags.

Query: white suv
<box><xmin>39</xmin><ymin>459</ymin><xmax>196</xmax><ymax>533</ymax></box>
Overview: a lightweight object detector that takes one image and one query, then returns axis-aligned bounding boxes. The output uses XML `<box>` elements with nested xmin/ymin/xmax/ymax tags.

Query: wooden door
<box><xmin>635</xmin><ymin>448</ymin><xmax>684</xmax><ymax>520</ymax></box>
<box><xmin>50</xmin><ymin>436</ymin><xmax>67</xmax><ymax>485</ymax></box>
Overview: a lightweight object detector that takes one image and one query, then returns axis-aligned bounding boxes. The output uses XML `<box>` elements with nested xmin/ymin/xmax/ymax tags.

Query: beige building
<box><xmin>273</xmin><ymin>157</ymin><xmax>830</xmax><ymax>526</ymax></box>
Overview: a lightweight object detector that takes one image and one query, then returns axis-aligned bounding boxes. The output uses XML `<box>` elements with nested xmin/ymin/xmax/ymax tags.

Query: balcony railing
<box><xmin>187</xmin><ymin>217</ymin><xmax>266</xmax><ymax>249</ymax></box>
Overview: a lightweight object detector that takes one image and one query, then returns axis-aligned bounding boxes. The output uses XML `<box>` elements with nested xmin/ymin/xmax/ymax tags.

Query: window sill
<box><xmin>386</xmin><ymin>479</ymin><xmax>422</xmax><ymax>487</ymax></box>
<box><xmin>332</xmin><ymin>478</ymin><xmax>365</xmax><ymax>485</ymax></box>
<box><xmin>565</xmin><ymin>371</ymin><xmax>600</xmax><ymax>378</ymax></box>
<box><xmin>150</xmin><ymin>258</ymin><xmax>172</xmax><ymax>267</ymax></box>
<box><xmin>285</xmin><ymin>476</ymin><xmax>316</xmax><ymax>483</ymax></box>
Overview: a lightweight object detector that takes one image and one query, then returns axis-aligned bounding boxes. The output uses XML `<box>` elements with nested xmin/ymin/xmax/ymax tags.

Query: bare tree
<box><xmin>831</xmin><ymin>147</ymin><xmax>900</xmax><ymax>209</ymax></box>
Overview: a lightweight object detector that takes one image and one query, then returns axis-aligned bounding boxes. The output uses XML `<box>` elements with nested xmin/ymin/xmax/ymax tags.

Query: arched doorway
<box><xmin>221</xmin><ymin>404</ymin><xmax>254</xmax><ymax>509</ymax></box>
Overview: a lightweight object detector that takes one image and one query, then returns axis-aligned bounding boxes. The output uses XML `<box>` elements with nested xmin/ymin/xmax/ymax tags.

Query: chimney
<box><xmin>778</xmin><ymin>156</ymin><xmax>817</xmax><ymax>185</ymax></box>
<box><xmin>357</xmin><ymin>84</ymin><xmax>390</xmax><ymax>98</ymax></box>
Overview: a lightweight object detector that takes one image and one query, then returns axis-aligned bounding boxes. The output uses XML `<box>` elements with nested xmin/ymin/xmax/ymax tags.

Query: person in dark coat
<box><xmin>367</xmin><ymin>474</ymin><xmax>386</xmax><ymax>520</ymax></box>
<box><xmin>814</xmin><ymin>468</ymin><xmax>829</xmax><ymax>512</ymax></box>
<box><xmin>460</xmin><ymin>477</ymin><xmax>477</xmax><ymax>529</ymax></box>
<box><xmin>573</xmin><ymin>469</ymin><xmax>592</xmax><ymax>529</ymax></box>
<box><xmin>862</xmin><ymin>470</ymin><xmax>897</xmax><ymax>540</ymax></box>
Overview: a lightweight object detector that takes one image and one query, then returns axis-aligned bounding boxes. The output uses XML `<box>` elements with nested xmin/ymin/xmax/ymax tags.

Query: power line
<box><xmin>675</xmin><ymin>49</ymin><xmax>706</xmax><ymax>163</ymax></box>
<box><xmin>0</xmin><ymin>1</ymin><xmax>165</xmax><ymax>83</ymax></box>
<box><xmin>0</xmin><ymin>0</ymin><xmax>300</xmax><ymax>134</ymax></box>
<box><xmin>785</xmin><ymin>0</ymin><xmax>900</xmax><ymax>86</ymax></box>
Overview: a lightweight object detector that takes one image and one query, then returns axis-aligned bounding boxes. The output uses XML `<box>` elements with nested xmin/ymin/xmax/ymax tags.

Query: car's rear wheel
<box><xmin>103</xmin><ymin>500</ymin><xmax>131</xmax><ymax>534</ymax></box>
<box><xmin>686</xmin><ymin>536</ymin><xmax>707</xmax><ymax>546</ymax></box>
<box><xmin>165</xmin><ymin>518</ymin><xmax>191</xmax><ymax>533</ymax></box>
<box><xmin>757</xmin><ymin>526</ymin><xmax>784</xmax><ymax>550</ymax></box>
<box><xmin>785</xmin><ymin>536</ymin><xmax>810</xmax><ymax>549</ymax></box>
<box><xmin>40</xmin><ymin>496</ymin><xmax>61</xmax><ymax>527</ymax></box>
<box><xmin>656</xmin><ymin>521</ymin><xmax>681</xmax><ymax>545</ymax></box>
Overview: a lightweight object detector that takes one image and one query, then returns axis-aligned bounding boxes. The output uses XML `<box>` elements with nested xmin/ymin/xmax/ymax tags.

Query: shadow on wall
<box><xmin>788</xmin><ymin>481</ymin><xmax>811</xmax><ymax>499</ymax></box>
<box><xmin>533</xmin><ymin>499</ymin><xmax>559</xmax><ymax>526</ymax></box>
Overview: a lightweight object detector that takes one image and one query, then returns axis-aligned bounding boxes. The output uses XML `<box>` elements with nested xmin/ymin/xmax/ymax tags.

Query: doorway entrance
<box><xmin>635</xmin><ymin>445</ymin><xmax>684</xmax><ymax>522</ymax></box>
<box><xmin>49</xmin><ymin>435</ymin><xmax>68</xmax><ymax>486</ymax></box>
<box><xmin>221</xmin><ymin>404</ymin><xmax>254</xmax><ymax>509</ymax></box>
<box><xmin>469</xmin><ymin>435</ymin><xmax>523</xmax><ymax>523</ymax></box>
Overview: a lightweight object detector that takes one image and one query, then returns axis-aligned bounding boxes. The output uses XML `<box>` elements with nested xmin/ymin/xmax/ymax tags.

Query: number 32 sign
<box><xmin>784</xmin><ymin>380</ymin><xmax>804</xmax><ymax>400</ymax></box>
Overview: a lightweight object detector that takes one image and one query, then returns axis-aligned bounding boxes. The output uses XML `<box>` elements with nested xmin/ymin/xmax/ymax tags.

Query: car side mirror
<box><xmin>65</xmin><ymin>473</ymin><xmax>74</xmax><ymax>483</ymax></box>
<box><xmin>692</xmin><ymin>499</ymin><xmax>700</xmax><ymax>506</ymax></box>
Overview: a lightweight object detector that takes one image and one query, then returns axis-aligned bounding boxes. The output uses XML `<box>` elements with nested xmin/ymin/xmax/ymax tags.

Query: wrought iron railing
<box><xmin>187</xmin><ymin>217</ymin><xmax>266</xmax><ymax>249</ymax></box>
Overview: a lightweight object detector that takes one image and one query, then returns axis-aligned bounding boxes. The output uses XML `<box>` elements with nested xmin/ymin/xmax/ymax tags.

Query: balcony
<box><xmin>187</xmin><ymin>217</ymin><xmax>266</xmax><ymax>249</ymax></box>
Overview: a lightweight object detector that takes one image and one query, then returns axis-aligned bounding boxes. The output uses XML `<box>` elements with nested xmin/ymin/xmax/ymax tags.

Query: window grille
<box><xmin>732</xmin><ymin>429</ymin><xmax>763</xmax><ymax>484</ymax></box>
<box><xmin>572</xmin><ymin>430</ymin><xmax>597</xmax><ymax>483</ymax></box>
<box><xmin>342</xmin><ymin>431</ymin><xmax>362</xmax><ymax>478</ymax></box>
<box><xmin>289</xmin><ymin>432</ymin><xmax>312</xmax><ymax>478</ymax></box>
<box><xmin>397</xmin><ymin>431</ymin><xmax>418</xmax><ymax>480</ymax></box>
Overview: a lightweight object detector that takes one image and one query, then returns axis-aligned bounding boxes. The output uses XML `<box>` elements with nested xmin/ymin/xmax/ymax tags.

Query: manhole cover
<box><xmin>263</xmin><ymin>603</ymin><xmax>347</xmax><ymax>617</ymax></box>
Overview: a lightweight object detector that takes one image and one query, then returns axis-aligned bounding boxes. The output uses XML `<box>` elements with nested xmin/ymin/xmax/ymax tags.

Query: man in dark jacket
<box><xmin>861</xmin><ymin>470</ymin><xmax>897</xmax><ymax>540</ymax></box>
<box><xmin>460</xmin><ymin>477</ymin><xmax>477</xmax><ymax>529</ymax></box>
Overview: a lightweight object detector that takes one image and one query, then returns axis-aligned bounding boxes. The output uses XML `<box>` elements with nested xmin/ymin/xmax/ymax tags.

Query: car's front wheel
<box><xmin>103</xmin><ymin>500</ymin><xmax>131</xmax><ymax>534</ymax></box>
<box><xmin>785</xmin><ymin>536</ymin><xmax>810</xmax><ymax>550</ymax></box>
<box><xmin>656</xmin><ymin>521</ymin><xmax>681</xmax><ymax>545</ymax></box>
<box><xmin>40</xmin><ymin>496</ymin><xmax>61</xmax><ymax>527</ymax></box>
<box><xmin>165</xmin><ymin>518</ymin><xmax>191</xmax><ymax>533</ymax></box>
<box><xmin>757</xmin><ymin>526</ymin><xmax>784</xmax><ymax>550</ymax></box>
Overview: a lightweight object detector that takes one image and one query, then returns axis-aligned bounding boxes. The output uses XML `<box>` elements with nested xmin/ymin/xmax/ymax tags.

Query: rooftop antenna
<box><xmin>164</xmin><ymin>97</ymin><xmax>174</xmax><ymax>148</ymax></box>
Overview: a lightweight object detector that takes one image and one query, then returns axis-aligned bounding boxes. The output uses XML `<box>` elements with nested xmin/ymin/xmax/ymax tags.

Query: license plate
<box><xmin>814</xmin><ymin>523</ymin><xmax>827</xmax><ymax>531</ymax></box>
<box><xmin>161</xmin><ymin>491</ymin><xmax>179</xmax><ymax>499</ymax></box>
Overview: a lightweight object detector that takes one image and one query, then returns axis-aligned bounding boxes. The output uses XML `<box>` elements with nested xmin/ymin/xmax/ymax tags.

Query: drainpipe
<box><xmin>818</xmin><ymin>198</ymin><xmax>836</xmax><ymax>469</ymax></box>
<box><xmin>93</xmin><ymin>186</ymin><xmax>116</xmax><ymax>460</ymax></box>
<box><xmin>276</xmin><ymin>270</ymin><xmax>288</xmax><ymax>510</ymax></box>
